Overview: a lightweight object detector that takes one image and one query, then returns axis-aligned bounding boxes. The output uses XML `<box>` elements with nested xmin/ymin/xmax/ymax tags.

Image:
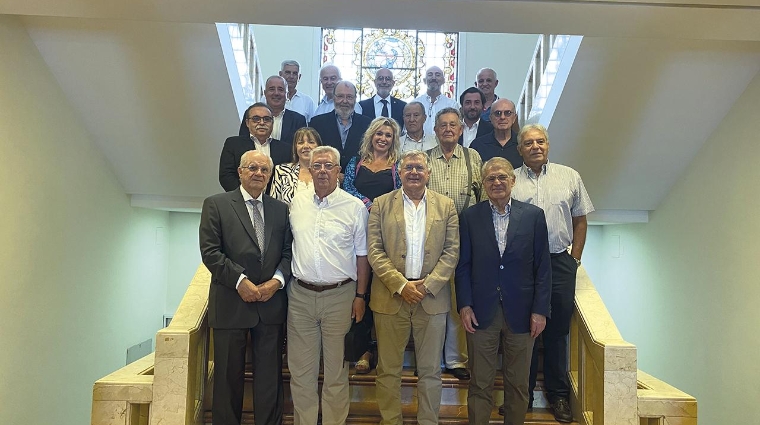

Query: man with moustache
<box><xmin>513</xmin><ymin>124</ymin><xmax>594</xmax><ymax>423</ymax></box>
<box><xmin>246</xmin><ymin>76</ymin><xmax>306</xmax><ymax>146</ymax></box>
<box><xmin>220</xmin><ymin>103</ymin><xmax>292</xmax><ymax>191</ymax></box>
<box><xmin>426</xmin><ymin>107</ymin><xmax>483</xmax><ymax>381</ymax></box>
<box><xmin>459</xmin><ymin>87</ymin><xmax>494</xmax><ymax>148</ymax></box>
<box><xmin>475</xmin><ymin>68</ymin><xmax>500</xmax><ymax>122</ymax></box>
<box><xmin>279</xmin><ymin>60</ymin><xmax>315</xmax><ymax>122</ymax></box>
<box><xmin>310</xmin><ymin>81</ymin><xmax>372</xmax><ymax>169</ymax></box>
<box><xmin>314</xmin><ymin>64</ymin><xmax>362</xmax><ymax>116</ymax></box>
<box><xmin>470</xmin><ymin>98</ymin><xmax>523</xmax><ymax>169</ymax></box>
<box><xmin>359</xmin><ymin>67</ymin><xmax>406</xmax><ymax>129</ymax></box>
<box><xmin>287</xmin><ymin>146</ymin><xmax>370</xmax><ymax>425</ymax></box>
<box><xmin>200</xmin><ymin>150</ymin><xmax>292</xmax><ymax>425</ymax></box>
<box><xmin>368</xmin><ymin>150</ymin><xmax>459</xmax><ymax>425</ymax></box>
<box><xmin>400</xmin><ymin>102</ymin><xmax>438</xmax><ymax>153</ymax></box>
<box><xmin>456</xmin><ymin>157</ymin><xmax>551</xmax><ymax>425</ymax></box>
<box><xmin>415</xmin><ymin>66</ymin><xmax>459</xmax><ymax>136</ymax></box>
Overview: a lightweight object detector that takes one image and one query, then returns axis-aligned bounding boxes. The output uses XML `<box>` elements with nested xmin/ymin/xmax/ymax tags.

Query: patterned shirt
<box><xmin>490</xmin><ymin>200</ymin><xmax>511</xmax><ymax>256</ymax></box>
<box><xmin>426</xmin><ymin>144</ymin><xmax>482</xmax><ymax>214</ymax></box>
<box><xmin>512</xmin><ymin>162</ymin><xmax>595</xmax><ymax>253</ymax></box>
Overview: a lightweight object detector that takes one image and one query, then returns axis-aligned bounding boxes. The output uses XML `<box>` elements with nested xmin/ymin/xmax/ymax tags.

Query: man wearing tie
<box><xmin>200</xmin><ymin>150</ymin><xmax>293</xmax><ymax>425</ymax></box>
<box><xmin>359</xmin><ymin>67</ymin><xmax>406</xmax><ymax>130</ymax></box>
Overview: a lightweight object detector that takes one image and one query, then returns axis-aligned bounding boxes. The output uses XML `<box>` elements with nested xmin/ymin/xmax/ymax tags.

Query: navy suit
<box><xmin>309</xmin><ymin>111</ymin><xmax>372</xmax><ymax>169</ymax></box>
<box><xmin>238</xmin><ymin>109</ymin><xmax>307</xmax><ymax>145</ymax></box>
<box><xmin>219</xmin><ymin>136</ymin><xmax>292</xmax><ymax>192</ymax></box>
<box><xmin>359</xmin><ymin>95</ymin><xmax>406</xmax><ymax>130</ymax></box>
<box><xmin>199</xmin><ymin>189</ymin><xmax>293</xmax><ymax>425</ymax></box>
<box><xmin>455</xmin><ymin>199</ymin><xmax>551</xmax><ymax>331</ymax></box>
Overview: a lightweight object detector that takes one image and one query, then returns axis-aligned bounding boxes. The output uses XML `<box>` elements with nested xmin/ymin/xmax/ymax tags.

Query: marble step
<box><xmin>203</xmin><ymin>403</ymin><xmax>578</xmax><ymax>424</ymax></box>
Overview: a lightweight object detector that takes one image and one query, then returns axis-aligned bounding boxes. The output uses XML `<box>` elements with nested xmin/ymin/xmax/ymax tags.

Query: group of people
<box><xmin>201</xmin><ymin>59</ymin><xmax>594</xmax><ymax>425</ymax></box>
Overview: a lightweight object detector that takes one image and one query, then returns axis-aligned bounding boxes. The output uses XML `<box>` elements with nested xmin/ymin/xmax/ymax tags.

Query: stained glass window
<box><xmin>321</xmin><ymin>28</ymin><xmax>459</xmax><ymax>102</ymax></box>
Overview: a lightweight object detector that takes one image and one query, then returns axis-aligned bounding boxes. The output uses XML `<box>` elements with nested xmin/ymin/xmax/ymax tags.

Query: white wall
<box><xmin>0</xmin><ymin>15</ymin><xmax>169</xmax><ymax>425</ymax></box>
<box><xmin>166</xmin><ymin>212</ymin><xmax>202</xmax><ymax>315</ymax></box>
<box><xmin>583</xmin><ymin>70</ymin><xmax>760</xmax><ymax>425</ymax></box>
<box><xmin>458</xmin><ymin>32</ymin><xmax>540</xmax><ymax>104</ymax></box>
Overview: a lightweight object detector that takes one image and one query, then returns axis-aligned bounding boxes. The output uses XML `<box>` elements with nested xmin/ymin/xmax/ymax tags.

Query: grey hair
<box><xmin>309</xmin><ymin>146</ymin><xmax>341</xmax><ymax>167</ymax></box>
<box><xmin>281</xmin><ymin>60</ymin><xmax>300</xmax><ymax>70</ymax></box>
<box><xmin>518</xmin><ymin>123</ymin><xmax>550</xmax><ymax>145</ymax></box>
<box><xmin>333</xmin><ymin>80</ymin><xmax>357</xmax><ymax>96</ymax></box>
<box><xmin>399</xmin><ymin>150</ymin><xmax>431</xmax><ymax>170</ymax></box>
<box><xmin>320</xmin><ymin>63</ymin><xmax>341</xmax><ymax>78</ymax></box>
<box><xmin>476</xmin><ymin>67</ymin><xmax>498</xmax><ymax>80</ymax></box>
<box><xmin>265</xmin><ymin>75</ymin><xmax>289</xmax><ymax>94</ymax></box>
<box><xmin>404</xmin><ymin>101</ymin><xmax>426</xmax><ymax>116</ymax></box>
<box><xmin>435</xmin><ymin>107</ymin><xmax>463</xmax><ymax>126</ymax></box>
<box><xmin>240</xmin><ymin>150</ymin><xmax>274</xmax><ymax>170</ymax></box>
<box><xmin>481</xmin><ymin>157</ymin><xmax>514</xmax><ymax>181</ymax></box>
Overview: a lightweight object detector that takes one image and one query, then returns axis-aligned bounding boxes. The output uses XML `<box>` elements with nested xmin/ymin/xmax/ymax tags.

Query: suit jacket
<box><xmin>238</xmin><ymin>109</ymin><xmax>307</xmax><ymax>146</ymax></box>
<box><xmin>218</xmin><ymin>135</ymin><xmax>292</xmax><ymax>192</ymax></box>
<box><xmin>309</xmin><ymin>111</ymin><xmax>372</xmax><ymax>169</ymax></box>
<box><xmin>455</xmin><ymin>199</ymin><xmax>551</xmax><ymax>332</ymax></box>
<box><xmin>199</xmin><ymin>189</ymin><xmax>293</xmax><ymax>329</ymax></box>
<box><xmin>368</xmin><ymin>188</ymin><xmax>460</xmax><ymax>316</ymax></box>
<box><xmin>458</xmin><ymin>119</ymin><xmax>494</xmax><ymax>146</ymax></box>
<box><xmin>359</xmin><ymin>95</ymin><xmax>406</xmax><ymax>130</ymax></box>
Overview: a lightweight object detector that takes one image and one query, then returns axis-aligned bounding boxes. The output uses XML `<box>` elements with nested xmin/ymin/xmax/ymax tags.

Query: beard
<box><xmin>335</xmin><ymin>104</ymin><xmax>353</xmax><ymax>120</ymax></box>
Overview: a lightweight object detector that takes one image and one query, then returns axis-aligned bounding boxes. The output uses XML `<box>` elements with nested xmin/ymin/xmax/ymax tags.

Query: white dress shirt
<box><xmin>259</xmin><ymin>91</ymin><xmax>315</xmax><ymax>122</ymax></box>
<box><xmin>373</xmin><ymin>94</ymin><xmax>392</xmax><ymax>118</ymax></box>
<box><xmin>252</xmin><ymin>136</ymin><xmax>272</xmax><ymax>158</ymax></box>
<box><xmin>414</xmin><ymin>93</ymin><xmax>459</xmax><ymax>136</ymax></box>
<box><xmin>462</xmin><ymin>119</ymin><xmax>481</xmax><ymax>148</ymax></box>
<box><xmin>236</xmin><ymin>186</ymin><xmax>285</xmax><ymax>289</ymax></box>
<box><xmin>290</xmin><ymin>187</ymin><xmax>369</xmax><ymax>284</ymax></box>
<box><xmin>403</xmin><ymin>190</ymin><xmax>427</xmax><ymax>283</ymax></box>
<box><xmin>271</xmin><ymin>109</ymin><xmax>285</xmax><ymax>141</ymax></box>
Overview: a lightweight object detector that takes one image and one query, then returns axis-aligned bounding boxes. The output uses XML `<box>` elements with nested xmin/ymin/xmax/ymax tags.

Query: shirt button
<box><xmin>500</xmin><ymin>265</ymin><xmax>504</xmax><ymax>270</ymax></box>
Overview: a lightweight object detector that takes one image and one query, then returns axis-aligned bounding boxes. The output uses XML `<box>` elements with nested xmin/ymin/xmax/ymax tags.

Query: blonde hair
<box><xmin>358</xmin><ymin>117</ymin><xmax>401</xmax><ymax>164</ymax></box>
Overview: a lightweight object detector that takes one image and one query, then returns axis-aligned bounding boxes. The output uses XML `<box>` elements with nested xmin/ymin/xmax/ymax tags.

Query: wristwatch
<box><xmin>573</xmin><ymin>257</ymin><xmax>581</xmax><ymax>267</ymax></box>
<box><xmin>355</xmin><ymin>292</ymin><xmax>369</xmax><ymax>301</ymax></box>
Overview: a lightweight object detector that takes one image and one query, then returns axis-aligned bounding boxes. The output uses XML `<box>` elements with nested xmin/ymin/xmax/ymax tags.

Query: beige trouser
<box><xmin>375</xmin><ymin>301</ymin><xmax>447</xmax><ymax>425</ymax></box>
<box><xmin>467</xmin><ymin>304</ymin><xmax>534</xmax><ymax>425</ymax></box>
<box><xmin>287</xmin><ymin>280</ymin><xmax>355</xmax><ymax>425</ymax></box>
<box><xmin>444</xmin><ymin>277</ymin><xmax>468</xmax><ymax>369</ymax></box>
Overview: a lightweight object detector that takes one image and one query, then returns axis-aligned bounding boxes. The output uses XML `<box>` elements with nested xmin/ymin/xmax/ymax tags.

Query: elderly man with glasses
<box><xmin>219</xmin><ymin>102</ymin><xmax>292</xmax><ymax>191</ymax></box>
<box><xmin>287</xmin><ymin>146</ymin><xmax>371</xmax><ymax>425</ymax></box>
<box><xmin>470</xmin><ymin>98</ymin><xmax>523</xmax><ymax>169</ymax></box>
<box><xmin>359</xmin><ymin>67</ymin><xmax>407</xmax><ymax>129</ymax></box>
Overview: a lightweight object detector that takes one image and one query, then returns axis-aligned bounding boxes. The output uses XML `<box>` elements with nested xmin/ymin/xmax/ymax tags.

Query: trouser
<box><xmin>467</xmin><ymin>304</ymin><xmax>534</xmax><ymax>425</ymax></box>
<box><xmin>375</xmin><ymin>302</ymin><xmax>446</xmax><ymax>425</ymax></box>
<box><xmin>212</xmin><ymin>323</ymin><xmax>284</xmax><ymax>425</ymax></box>
<box><xmin>287</xmin><ymin>279</ymin><xmax>356</xmax><ymax>425</ymax></box>
<box><xmin>444</xmin><ymin>276</ymin><xmax>468</xmax><ymax>369</ymax></box>
<box><xmin>529</xmin><ymin>251</ymin><xmax>577</xmax><ymax>402</ymax></box>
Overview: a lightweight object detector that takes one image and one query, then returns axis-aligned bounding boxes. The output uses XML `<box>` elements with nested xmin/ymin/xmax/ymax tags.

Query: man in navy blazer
<box><xmin>455</xmin><ymin>157</ymin><xmax>551</xmax><ymax>425</ymax></box>
<box><xmin>310</xmin><ymin>81</ymin><xmax>372</xmax><ymax>169</ymax></box>
<box><xmin>358</xmin><ymin>68</ymin><xmax>406</xmax><ymax>130</ymax></box>
<box><xmin>238</xmin><ymin>76</ymin><xmax>307</xmax><ymax>145</ymax></box>
<box><xmin>220</xmin><ymin>103</ymin><xmax>292</xmax><ymax>191</ymax></box>
<box><xmin>200</xmin><ymin>150</ymin><xmax>293</xmax><ymax>425</ymax></box>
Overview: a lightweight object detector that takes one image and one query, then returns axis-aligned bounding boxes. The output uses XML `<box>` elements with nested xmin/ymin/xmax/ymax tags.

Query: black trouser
<box><xmin>212</xmin><ymin>323</ymin><xmax>284</xmax><ymax>425</ymax></box>
<box><xmin>528</xmin><ymin>251</ymin><xmax>577</xmax><ymax>403</ymax></box>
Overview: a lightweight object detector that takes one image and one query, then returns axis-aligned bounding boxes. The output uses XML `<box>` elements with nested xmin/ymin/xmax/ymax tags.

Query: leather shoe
<box><xmin>444</xmin><ymin>367</ymin><xmax>470</xmax><ymax>380</ymax></box>
<box><xmin>498</xmin><ymin>398</ymin><xmax>532</xmax><ymax>416</ymax></box>
<box><xmin>550</xmin><ymin>398</ymin><xmax>573</xmax><ymax>423</ymax></box>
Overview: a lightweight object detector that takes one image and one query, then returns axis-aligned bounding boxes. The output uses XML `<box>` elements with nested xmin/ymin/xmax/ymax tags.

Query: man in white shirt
<box><xmin>400</xmin><ymin>102</ymin><xmax>438</xmax><ymax>153</ymax></box>
<box><xmin>414</xmin><ymin>66</ymin><xmax>459</xmax><ymax>136</ymax></box>
<box><xmin>359</xmin><ymin>67</ymin><xmax>407</xmax><ymax>129</ymax></box>
<box><xmin>279</xmin><ymin>60</ymin><xmax>315</xmax><ymax>122</ymax></box>
<box><xmin>287</xmin><ymin>146</ymin><xmax>370</xmax><ymax>425</ymax></box>
<box><xmin>262</xmin><ymin>75</ymin><xmax>307</xmax><ymax>146</ymax></box>
<box><xmin>368</xmin><ymin>150</ymin><xmax>459</xmax><ymax>425</ymax></box>
<box><xmin>458</xmin><ymin>87</ymin><xmax>493</xmax><ymax>148</ymax></box>
<box><xmin>313</xmin><ymin>64</ymin><xmax>362</xmax><ymax>116</ymax></box>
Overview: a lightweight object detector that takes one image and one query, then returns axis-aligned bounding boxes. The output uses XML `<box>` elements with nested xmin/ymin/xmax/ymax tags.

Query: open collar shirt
<box><xmin>426</xmin><ymin>144</ymin><xmax>482</xmax><ymax>214</ymax></box>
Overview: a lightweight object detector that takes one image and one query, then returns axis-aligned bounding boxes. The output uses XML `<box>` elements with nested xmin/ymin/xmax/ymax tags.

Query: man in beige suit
<box><xmin>368</xmin><ymin>149</ymin><xmax>460</xmax><ymax>425</ymax></box>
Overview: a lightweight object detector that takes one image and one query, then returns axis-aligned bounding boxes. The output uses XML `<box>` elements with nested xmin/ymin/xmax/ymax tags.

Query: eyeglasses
<box><xmin>311</xmin><ymin>162</ymin><xmax>336</xmax><ymax>171</ymax></box>
<box><xmin>247</xmin><ymin>116</ymin><xmax>273</xmax><ymax>123</ymax></box>
<box><xmin>484</xmin><ymin>174</ymin><xmax>512</xmax><ymax>183</ymax></box>
<box><xmin>403</xmin><ymin>164</ymin><xmax>427</xmax><ymax>173</ymax></box>
<box><xmin>241</xmin><ymin>165</ymin><xmax>271</xmax><ymax>174</ymax></box>
<box><xmin>492</xmin><ymin>110</ymin><xmax>515</xmax><ymax>118</ymax></box>
<box><xmin>376</xmin><ymin>76</ymin><xmax>393</xmax><ymax>82</ymax></box>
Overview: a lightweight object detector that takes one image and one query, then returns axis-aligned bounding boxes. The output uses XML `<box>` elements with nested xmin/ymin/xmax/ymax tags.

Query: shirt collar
<box><xmin>465</xmin><ymin>119</ymin><xmax>480</xmax><ymax>130</ymax></box>
<box><xmin>240</xmin><ymin>186</ymin><xmax>264</xmax><ymax>203</ymax></box>
<box><xmin>250</xmin><ymin>135</ymin><xmax>272</xmax><ymax>146</ymax></box>
<box><xmin>313</xmin><ymin>186</ymin><xmax>340</xmax><ymax>206</ymax></box>
<box><xmin>319</xmin><ymin>95</ymin><xmax>333</xmax><ymax>105</ymax></box>
<box><xmin>402</xmin><ymin>188</ymin><xmax>427</xmax><ymax>205</ymax></box>
<box><xmin>520</xmin><ymin>161</ymin><xmax>550</xmax><ymax>177</ymax></box>
<box><xmin>375</xmin><ymin>94</ymin><xmax>390</xmax><ymax>104</ymax></box>
<box><xmin>488</xmin><ymin>198</ymin><xmax>511</xmax><ymax>216</ymax></box>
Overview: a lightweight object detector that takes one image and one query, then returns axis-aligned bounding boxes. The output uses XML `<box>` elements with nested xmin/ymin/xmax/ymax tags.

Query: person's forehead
<box><xmin>335</xmin><ymin>83</ymin><xmax>353</xmax><ymax>94</ymax></box>
<box><xmin>438</xmin><ymin>113</ymin><xmax>460</xmax><ymax>122</ymax></box>
<box><xmin>523</xmin><ymin>129</ymin><xmax>546</xmax><ymax>140</ymax></box>
<box><xmin>283</xmin><ymin>64</ymin><xmax>299</xmax><ymax>72</ymax></box>
<box><xmin>478</xmin><ymin>70</ymin><xmax>495</xmax><ymax>80</ymax></box>
<box><xmin>405</xmin><ymin>104</ymin><xmax>424</xmax><ymax>115</ymax></box>
<box><xmin>485</xmin><ymin>166</ymin><xmax>510</xmax><ymax>176</ymax></box>
<box><xmin>267</xmin><ymin>78</ymin><xmax>285</xmax><ymax>89</ymax></box>
<box><xmin>321</xmin><ymin>67</ymin><xmax>339</xmax><ymax>77</ymax></box>
<box><xmin>463</xmin><ymin>93</ymin><xmax>482</xmax><ymax>102</ymax></box>
<box><xmin>492</xmin><ymin>100</ymin><xmax>514</xmax><ymax>111</ymax></box>
<box><xmin>312</xmin><ymin>152</ymin><xmax>335</xmax><ymax>161</ymax></box>
<box><xmin>250</xmin><ymin>106</ymin><xmax>272</xmax><ymax>116</ymax></box>
<box><xmin>376</xmin><ymin>69</ymin><xmax>393</xmax><ymax>78</ymax></box>
<box><xmin>427</xmin><ymin>67</ymin><xmax>443</xmax><ymax>75</ymax></box>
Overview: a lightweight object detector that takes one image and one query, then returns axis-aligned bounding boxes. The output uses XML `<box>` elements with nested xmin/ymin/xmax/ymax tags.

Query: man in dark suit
<box><xmin>455</xmin><ymin>157</ymin><xmax>551</xmax><ymax>425</ymax></box>
<box><xmin>310</xmin><ymin>81</ymin><xmax>372</xmax><ymax>169</ymax></box>
<box><xmin>246</xmin><ymin>75</ymin><xmax>307</xmax><ymax>145</ymax></box>
<box><xmin>220</xmin><ymin>102</ymin><xmax>292</xmax><ymax>191</ymax></box>
<box><xmin>470</xmin><ymin>98</ymin><xmax>523</xmax><ymax>169</ymax></box>
<box><xmin>459</xmin><ymin>87</ymin><xmax>494</xmax><ymax>147</ymax></box>
<box><xmin>200</xmin><ymin>150</ymin><xmax>293</xmax><ymax>425</ymax></box>
<box><xmin>358</xmin><ymin>67</ymin><xmax>406</xmax><ymax>130</ymax></box>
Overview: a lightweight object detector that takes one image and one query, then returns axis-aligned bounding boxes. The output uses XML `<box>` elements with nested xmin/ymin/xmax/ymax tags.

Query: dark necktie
<box><xmin>380</xmin><ymin>99</ymin><xmax>389</xmax><ymax>118</ymax></box>
<box><xmin>248</xmin><ymin>199</ymin><xmax>265</xmax><ymax>258</ymax></box>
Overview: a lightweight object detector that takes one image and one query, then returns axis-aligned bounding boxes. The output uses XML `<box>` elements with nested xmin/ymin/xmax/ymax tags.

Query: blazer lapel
<box><xmin>478</xmin><ymin>202</ymin><xmax>500</xmax><ymax>255</ymax></box>
<box><xmin>231</xmin><ymin>191</ymin><xmax>260</xmax><ymax>250</ymax></box>
<box><xmin>262</xmin><ymin>196</ymin><xmax>276</xmax><ymax>257</ymax></box>
<box><xmin>392</xmin><ymin>191</ymin><xmax>407</xmax><ymax>254</ymax></box>
<box><xmin>504</xmin><ymin>199</ymin><xmax>523</xmax><ymax>257</ymax></box>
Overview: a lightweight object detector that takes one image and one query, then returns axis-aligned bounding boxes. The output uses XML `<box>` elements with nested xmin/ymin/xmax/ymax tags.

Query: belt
<box><xmin>550</xmin><ymin>251</ymin><xmax>569</xmax><ymax>257</ymax></box>
<box><xmin>296</xmin><ymin>278</ymin><xmax>352</xmax><ymax>292</ymax></box>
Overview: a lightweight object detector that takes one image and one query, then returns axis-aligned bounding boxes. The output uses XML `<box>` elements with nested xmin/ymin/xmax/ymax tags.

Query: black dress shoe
<box><xmin>444</xmin><ymin>367</ymin><xmax>470</xmax><ymax>380</ymax></box>
<box><xmin>499</xmin><ymin>398</ymin><xmax>532</xmax><ymax>416</ymax></box>
<box><xmin>498</xmin><ymin>404</ymin><xmax>504</xmax><ymax>416</ymax></box>
<box><xmin>550</xmin><ymin>398</ymin><xmax>573</xmax><ymax>423</ymax></box>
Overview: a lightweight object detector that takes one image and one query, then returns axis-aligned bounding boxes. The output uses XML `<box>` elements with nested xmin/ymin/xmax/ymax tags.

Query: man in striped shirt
<box><xmin>511</xmin><ymin>123</ymin><xmax>594</xmax><ymax>423</ymax></box>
